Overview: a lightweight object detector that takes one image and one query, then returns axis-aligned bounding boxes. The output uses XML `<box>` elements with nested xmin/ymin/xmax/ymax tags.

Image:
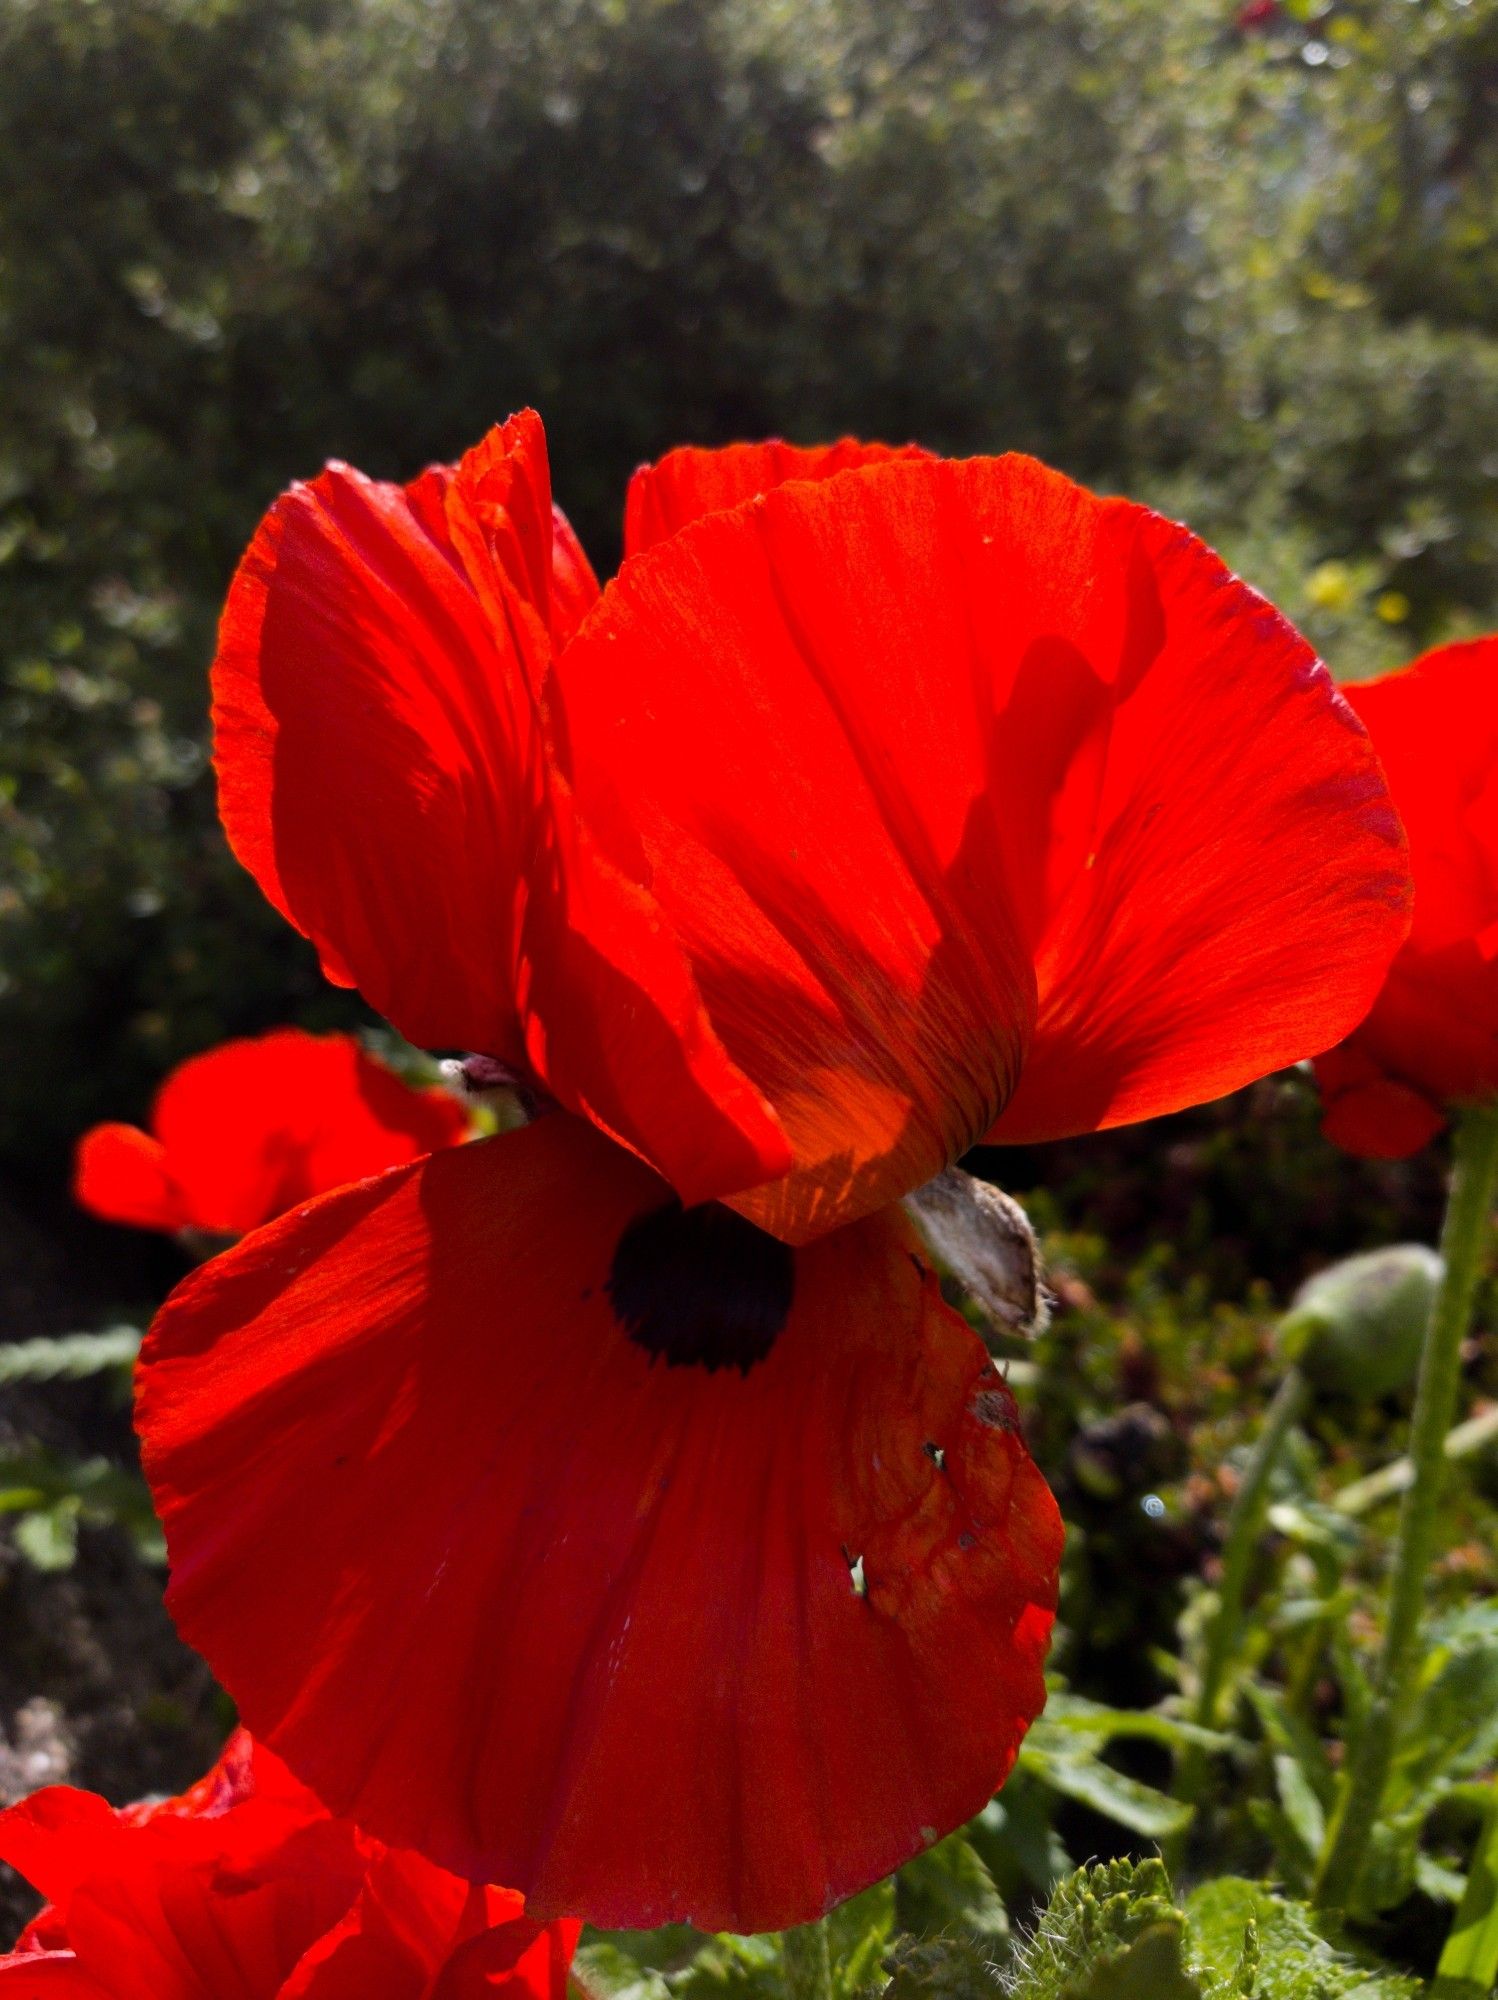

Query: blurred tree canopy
<box><xmin>1</xmin><ymin>0</ymin><xmax>1497</xmax><ymax>1177</ymax></box>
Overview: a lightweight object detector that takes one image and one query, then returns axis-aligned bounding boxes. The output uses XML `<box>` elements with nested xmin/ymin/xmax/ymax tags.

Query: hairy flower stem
<box><xmin>1314</xmin><ymin>1102</ymin><xmax>1498</xmax><ymax>1912</ymax></box>
<box><xmin>781</xmin><ymin>1918</ymin><xmax>834</xmax><ymax>2000</ymax></box>
<box><xmin>1169</xmin><ymin>1367</ymin><xmax>1309</xmax><ymax>1859</ymax></box>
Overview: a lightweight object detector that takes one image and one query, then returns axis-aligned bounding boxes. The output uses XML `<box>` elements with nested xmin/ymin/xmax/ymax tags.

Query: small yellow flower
<box><xmin>1307</xmin><ymin>561</ymin><xmax>1356</xmax><ymax>613</ymax></box>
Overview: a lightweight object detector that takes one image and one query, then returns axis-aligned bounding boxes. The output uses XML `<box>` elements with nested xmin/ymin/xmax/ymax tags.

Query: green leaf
<box><xmin>0</xmin><ymin>1325</ymin><xmax>141</xmax><ymax>1384</ymax></box>
<box><xmin>970</xmin><ymin>1785</ymin><xmax>1069</xmax><ymax>1902</ymax></box>
<box><xmin>575</xmin><ymin>1930</ymin><xmax>783</xmax><ymax>2000</ymax></box>
<box><xmin>1433</xmin><ymin>1800</ymin><xmax>1498</xmax><ymax>2000</ymax></box>
<box><xmin>14</xmin><ymin>1501</ymin><xmax>79</xmax><ymax>1570</ymax></box>
<box><xmin>574</xmin><ymin>1941</ymin><xmax>674</xmax><ymax>2000</ymax></box>
<box><xmin>0</xmin><ymin>1445</ymin><xmax>165</xmax><ymax>1568</ymax></box>
<box><xmin>828</xmin><ymin>1882</ymin><xmax>897</xmax><ymax>2000</ymax></box>
<box><xmin>1354</xmin><ymin>1819</ymin><xmax>1419</xmax><ymax>1920</ymax></box>
<box><xmin>1020</xmin><ymin>1733</ymin><xmax>1191</xmax><ymax>1841</ymax></box>
<box><xmin>1272</xmin><ymin>1752</ymin><xmax>1327</xmax><ymax>1864</ymax></box>
<box><xmin>675</xmin><ymin>1934</ymin><xmax>781</xmax><ymax>2000</ymax></box>
<box><xmin>1415</xmin><ymin>1853</ymin><xmax>1467</xmax><ymax>1906</ymax></box>
<box><xmin>1038</xmin><ymin>1693</ymin><xmax>1235</xmax><ymax>1756</ymax></box>
<box><xmin>896</xmin><ymin>1833</ymin><xmax>1008</xmax><ymax>1943</ymax></box>
<box><xmin>1008</xmin><ymin>1859</ymin><xmax>1180</xmax><ymax>1999</ymax></box>
<box><xmin>1391</xmin><ymin>1615</ymin><xmax>1498</xmax><ymax>1815</ymax></box>
<box><xmin>1058</xmin><ymin>1923</ymin><xmax>1202</xmax><ymax>2000</ymax></box>
<box><xmin>1183</xmin><ymin>1879</ymin><xmax>1419</xmax><ymax>2000</ymax></box>
<box><xmin>576</xmin><ymin>1888</ymin><xmax>894</xmax><ymax>2000</ymax></box>
<box><xmin>1244</xmin><ymin>1683</ymin><xmax>1335</xmax><ymax>1806</ymax></box>
<box><xmin>882</xmin><ymin>1936</ymin><xmax>1002</xmax><ymax>2000</ymax></box>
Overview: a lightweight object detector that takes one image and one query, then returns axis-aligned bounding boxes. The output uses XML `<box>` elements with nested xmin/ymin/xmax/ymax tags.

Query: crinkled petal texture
<box><xmin>1313</xmin><ymin>639</ymin><xmax>1498</xmax><ymax>1157</ymax></box>
<box><xmin>0</xmin><ymin>1735</ymin><xmax>577</xmax><ymax>2000</ymax></box>
<box><xmin>555</xmin><ymin>453</ymin><xmax>1410</xmax><ymax>1240</ymax></box>
<box><xmin>73</xmin><ymin>1031</ymin><xmax>469</xmax><ymax>1237</ymax></box>
<box><xmin>137</xmin><ymin>1116</ymin><xmax>1062</xmax><ymax>1933</ymax></box>
<box><xmin>211</xmin><ymin>411</ymin><xmax>786</xmax><ymax>1207</ymax></box>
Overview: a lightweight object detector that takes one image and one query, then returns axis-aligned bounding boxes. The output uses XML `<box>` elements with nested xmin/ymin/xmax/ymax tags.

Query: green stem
<box><xmin>1314</xmin><ymin>1103</ymin><xmax>1498</xmax><ymax>1912</ymax></box>
<box><xmin>1169</xmin><ymin>1368</ymin><xmax>1309</xmax><ymax>1857</ymax></box>
<box><xmin>781</xmin><ymin>1918</ymin><xmax>833</xmax><ymax>2000</ymax></box>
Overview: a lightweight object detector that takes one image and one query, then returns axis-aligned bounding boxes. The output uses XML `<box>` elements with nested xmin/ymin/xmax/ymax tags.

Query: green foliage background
<box><xmin>2</xmin><ymin>0</ymin><xmax>1498</xmax><ymax>1180</ymax></box>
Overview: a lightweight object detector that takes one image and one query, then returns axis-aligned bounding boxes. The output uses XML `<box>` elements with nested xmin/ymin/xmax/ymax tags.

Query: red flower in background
<box><xmin>1315</xmin><ymin>637</ymin><xmax>1498</xmax><ymax>1158</ymax></box>
<box><xmin>135</xmin><ymin>413</ymin><xmax>1411</xmax><ymax>1931</ymax></box>
<box><xmin>0</xmin><ymin>1729</ymin><xmax>578</xmax><ymax>1997</ymax></box>
<box><xmin>74</xmin><ymin>1028</ymin><xmax>469</xmax><ymax>1239</ymax></box>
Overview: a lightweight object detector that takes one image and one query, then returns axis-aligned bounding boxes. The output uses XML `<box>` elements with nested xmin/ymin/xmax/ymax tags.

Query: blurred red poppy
<box><xmin>74</xmin><ymin>1028</ymin><xmax>469</xmax><ymax>1239</ymax></box>
<box><xmin>0</xmin><ymin>1729</ymin><xmax>578</xmax><ymax>1998</ymax></box>
<box><xmin>136</xmin><ymin>412</ymin><xmax>1411</xmax><ymax>1931</ymax></box>
<box><xmin>1314</xmin><ymin>637</ymin><xmax>1498</xmax><ymax>1158</ymax></box>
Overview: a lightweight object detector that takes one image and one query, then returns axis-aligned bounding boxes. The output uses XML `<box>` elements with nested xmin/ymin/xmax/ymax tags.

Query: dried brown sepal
<box><xmin>903</xmin><ymin>1167</ymin><xmax>1047</xmax><ymax>1337</ymax></box>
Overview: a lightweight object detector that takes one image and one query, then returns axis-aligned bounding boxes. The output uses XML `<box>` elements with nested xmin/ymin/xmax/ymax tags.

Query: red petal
<box><xmin>279</xmin><ymin>1849</ymin><xmax>482</xmax><ymax>1999</ymax></box>
<box><xmin>72</xmin><ymin>1126</ymin><xmax>186</xmax><ymax>1233</ymax></box>
<box><xmin>969</xmin><ymin>473</ymin><xmax>1412</xmax><ymax>1139</ymax></box>
<box><xmin>137</xmin><ymin>1118</ymin><xmax>1061</xmax><ymax>1932</ymax></box>
<box><xmin>569</xmin><ymin>454</ymin><xmax>1410</xmax><ymax>1185</ymax></box>
<box><xmin>1314</xmin><ymin>639</ymin><xmax>1498</xmax><ymax>1122</ymax></box>
<box><xmin>75</xmin><ymin>1034</ymin><xmax>468</xmax><ymax>1238</ymax></box>
<box><xmin>548</xmin><ymin>508</ymin><xmax>601</xmax><ymax>649</ymax></box>
<box><xmin>429</xmin><ymin>1915</ymin><xmax>581</xmax><ymax>2000</ymax></box>
<box><xmin>1345</xmin><ymin>639</ymin><xmax>1498</xmax><ymax>956</ymax></box>
<box><xmin>1316</xmin><ymin>1067</ymin><xmax>1446</xmax><ymax>1159</ymax></box>
<box><xmin>559</xmin><ymin>461</ymin><xmax>1053</xmax><ymax>1240</ymax></box>
<box><xmin>51</xmin><ymin>1821</ymin><xmax>364</xmax><ymax>2000</ymax></box>
<box><xmin>0</xmin><ymin>1957</ymin><xmax>100</xmax><ymax>1995</ymax></box>
<box><xmin>0</xmin><ymin>1791</ymin><xmax>122</xmax><ymax>1922</ymax></box>
<box><xmin>624</xmin><ymin>439</ymin><xmax>930</xmax><ymax>556</ymax></box>
<box><xmin>284</xmin><ymin>1850</ymin><xmax>570</xmax><ymax>2000</ymax></box>
<box><xmin>212</xmin><ymin>414</ymin><xmax>786</xmax><ymax>1206</ymax></box>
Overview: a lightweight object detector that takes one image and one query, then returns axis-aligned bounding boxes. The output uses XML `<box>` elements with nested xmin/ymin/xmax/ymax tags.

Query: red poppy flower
<box><xmin>136</xmin><ymin>414</ymin><xmax>1410</xmax><ymax>1932</ymax></box>
<box><xmin>0</xmin><ymin>1729</ymin><xmax>579</xmax><ymax>1997</ymax></box>
<box><xmin>74</xmin><ymin>1029</ymin><xmax>469</xmax><ymax>1239</ymax></box>
<box><xmin>1313</xmin><ymin>637</ymin><xmax>1498</xmax><ymax>1158</ymax></box>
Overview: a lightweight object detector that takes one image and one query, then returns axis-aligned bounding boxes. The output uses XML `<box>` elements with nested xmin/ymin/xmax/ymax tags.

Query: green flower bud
<box><xmin>1277</xmin><ymin>1244</ymin><xmax>1442</xmax><ymax>1401</ymax></box>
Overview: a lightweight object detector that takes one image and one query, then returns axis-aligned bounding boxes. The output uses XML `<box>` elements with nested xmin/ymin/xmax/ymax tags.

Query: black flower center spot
<box><xmin>608</xmin><ymin>1199</ymin><xmax>795</xmax><ymax>1374</ymax></box>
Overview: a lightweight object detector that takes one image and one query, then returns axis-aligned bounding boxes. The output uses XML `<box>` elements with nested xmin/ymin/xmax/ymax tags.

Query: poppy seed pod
<box><xmin>1277</xmin><ymin>1244</ymin><xmax>1443</xmax><ymax>1401</ymax></box>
